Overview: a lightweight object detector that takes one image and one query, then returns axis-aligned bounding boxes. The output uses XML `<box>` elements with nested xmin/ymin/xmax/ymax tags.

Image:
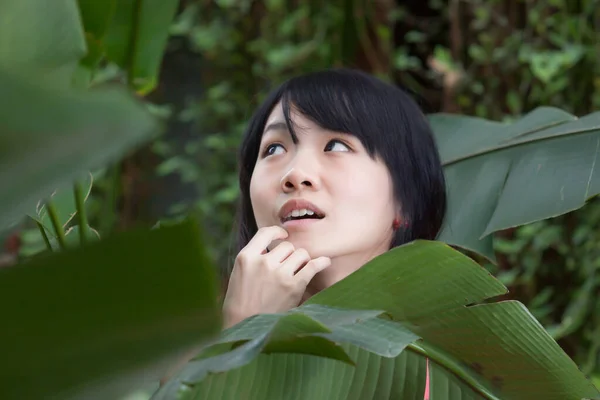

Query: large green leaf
<box><xmin>429</xmin><ymin>107</ymin><xmax>600</xmax><ymax>260</ymax></box>
<box><xmin>157</xmin><ymin>241</ymin><xmax>599</xmax><ymax>399</ymax></box>
<box><xmin>0</xmin><ymin>219</ymin><xmax>221</xmax><ymax>400</ymax></box>
<box><xmin>0</xmin><ymin>69</ymin><xmax>159</xmax><ymax>230</ymax></box>
<box><xmin>214</xmin><ymin>305</ymin><xmax>417</xmax><ymax>360</ymax></box>
<box><xmin>410</xmin><ymin>301</ymin><xmax>598</xmax><ymax>399</ymax></box>
<box><xmin>304</xmin><ymin>240</ymin><xmax>507</xmax><ymax>318</ymax></box>
<box><xmin>0</xmin><ymin>0</ymin><xmax>86</xmax><ymax>85</ymax></box>
<box><xmin>161</xmin><ymin>347</ymin><xmax>428</xmax><ymax>400</ymax></box>
<box><xmin>154</xmin><ymin>308</ymin><xmax>392</xmax><ymax>397</ymax></box>
<box><xmin>428</xmin><ymin>361</ymin><xmax>486</xmax><ymax>400</ymax></box>
<box><xmin>152</xmin><ymin>306</ymin><xmax>423</xmax><ymax>400</ymax></box>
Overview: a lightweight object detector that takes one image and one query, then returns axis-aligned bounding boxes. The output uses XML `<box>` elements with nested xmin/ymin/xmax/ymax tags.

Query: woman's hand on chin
<box><xmin>223</xmin><ymin>225</ymin><xmax>331</xmax><ymax>329</ymax></box>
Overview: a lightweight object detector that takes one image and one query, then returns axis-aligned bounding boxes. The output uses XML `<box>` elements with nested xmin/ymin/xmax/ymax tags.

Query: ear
<box><xmin>394</xmin><ymin>204</ymin><xmax>403</xmax><ymax>221</ymax></box>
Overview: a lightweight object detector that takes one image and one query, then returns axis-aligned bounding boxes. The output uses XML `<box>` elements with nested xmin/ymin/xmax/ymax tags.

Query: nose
<box><xmin>280</xmin><ymin>155</ymin><xmax>320</xmax><ymax>193</ymax></box>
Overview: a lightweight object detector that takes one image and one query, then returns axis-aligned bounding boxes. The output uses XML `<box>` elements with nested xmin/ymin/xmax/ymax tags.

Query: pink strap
<box><xmin>424</xmin><ymin>358</ymin><xmax>430</xmax><ymax>400</ymax></box>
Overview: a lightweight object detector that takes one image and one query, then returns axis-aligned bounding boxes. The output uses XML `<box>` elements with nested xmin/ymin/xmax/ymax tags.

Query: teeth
<box><xmin>285</xmin><ymin>208</ymin><xmax>316</xmax><ymax>219</ymax></box>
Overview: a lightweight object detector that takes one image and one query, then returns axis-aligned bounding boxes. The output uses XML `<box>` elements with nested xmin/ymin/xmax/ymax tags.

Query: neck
<box><xmin>302</xmin><ymin>243</ymin><xmax>389</xmax><ymax>302</ymax></box>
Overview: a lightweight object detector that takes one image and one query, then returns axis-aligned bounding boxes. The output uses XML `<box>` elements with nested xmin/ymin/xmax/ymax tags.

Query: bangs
<box><xmin>278</xmin><ymin>69</ymin><xmax>394</xmax><ymax>158</ymax></box>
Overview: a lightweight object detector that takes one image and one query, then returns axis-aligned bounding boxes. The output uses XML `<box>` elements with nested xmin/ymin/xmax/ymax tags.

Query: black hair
<box><xmin>233</xmin><ymin>68</ymin><xmax>446</xmax><ymax>272</ymax></box>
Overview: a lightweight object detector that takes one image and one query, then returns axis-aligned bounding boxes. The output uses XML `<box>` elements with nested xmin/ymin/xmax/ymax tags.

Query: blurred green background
<box><xmin>2</xmin><ymin>0</ymin><xmax>600</xmax><ymax>386</ymax></box>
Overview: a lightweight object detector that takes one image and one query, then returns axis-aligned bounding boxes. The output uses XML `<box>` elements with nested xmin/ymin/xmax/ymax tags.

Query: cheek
<box><xmin>249</xmin><ymin>170</ymin><xmax>273</xmax><ymax>226</ymax></box>
<box><xmin>339</xmin><ymin>164</ymin><xmax>396</xmax><ymax>218</ymax></box>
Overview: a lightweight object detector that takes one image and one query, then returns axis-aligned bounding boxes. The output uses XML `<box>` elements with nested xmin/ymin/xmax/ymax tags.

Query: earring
<box><xmin>392</xmin><ymin>218</ymin><xmax>401</xmax><ymax>230</ymax></box>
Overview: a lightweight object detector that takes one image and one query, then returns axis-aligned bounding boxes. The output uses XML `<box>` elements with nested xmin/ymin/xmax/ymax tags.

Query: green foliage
<box><xmin>492</xmin><ymin>198</ymin><xmax>600</xmax><ymax>376</ymax></box>
<box><xmin>156</xmin><ymin>241</ymin><xmax>598</xmax><ymax>400</ymax></box>
<box><xmin>151</xmin><ymin>3</ymin><xmax>600</xmax><ymax>380</ymax></box>
<box><xmin>430</xmin><ymin>107</ymin><xmax>600</xmax><ymax>260</ymax></box>
<box><xmin>1</xmin><ymin>220</ymin><xmax>221</xmax><ymax>400</ymax></box>
<box><xmin>0</xmin><ymin>2</ymin><xmax>223</xmax><ymax>400</ymax></box>
<box><xmin>141</xmin><ymin>1</ymin><xmax>600</xmax><ymax>381</ymax></box>
<box><xmin>442</xmin><ymin>0</ymin><xmax>600</xmax><ymax>378</ymax></box>
<box><xmin>2</xmin><ymin>1</ymin><xmax>599</xmax><ymax>399</ymax></box>
<box><xmin>452</xmin><ymin>0</ymin><xmax>599</xmax><ymax>119</ymax></box>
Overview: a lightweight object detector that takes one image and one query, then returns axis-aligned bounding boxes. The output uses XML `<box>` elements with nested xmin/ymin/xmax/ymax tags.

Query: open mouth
<box><xmin>281</xmin><ymin>208</ymin><xmax>325</xmax><ymax>223</ymax></box>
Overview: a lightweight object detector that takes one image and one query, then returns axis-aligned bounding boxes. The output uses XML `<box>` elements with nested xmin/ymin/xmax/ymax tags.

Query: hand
<box><xmin>222</xmin><ymin>226</ymin><xmax>331</xmax><ymax>329</ymax></box>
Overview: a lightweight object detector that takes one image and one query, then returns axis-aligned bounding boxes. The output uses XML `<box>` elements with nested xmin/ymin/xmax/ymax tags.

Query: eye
<box><xmin>263</xmin><ymin>143</ymin><xmax>286</xmax><ymax>157</ymax></box>
<box><xmin>324</xmin><ymin>139</ymin><xmax>350</xmax><ymax>152</ymax></box>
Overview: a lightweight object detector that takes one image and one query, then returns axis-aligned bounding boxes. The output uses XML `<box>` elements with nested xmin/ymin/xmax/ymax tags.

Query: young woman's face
<box><xmin>249</xmin><ymin>102</ymin><xmax>398</xmax><ymax>261</ymax></box>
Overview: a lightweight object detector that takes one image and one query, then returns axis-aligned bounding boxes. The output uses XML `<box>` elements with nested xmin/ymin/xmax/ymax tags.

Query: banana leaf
<box><xmin>155</xmin><ymin>241</ymin><xmax>599</xmax><ymax>400</ymax></box>
<box><xmin>429</xmin><ymin>107</ymin><xmax>600</xmax><ymax>260</ymax></box>
<box><xmin>0</xmin><ymin>219</ymin><xmax>221</xmax><ymax>400</ymax></box>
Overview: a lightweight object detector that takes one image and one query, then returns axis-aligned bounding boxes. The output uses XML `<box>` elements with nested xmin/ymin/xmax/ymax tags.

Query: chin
<box><xmin>285</xmin><ymin>236</ymin><xmax>321</xmax><ymax>255</ymax></box>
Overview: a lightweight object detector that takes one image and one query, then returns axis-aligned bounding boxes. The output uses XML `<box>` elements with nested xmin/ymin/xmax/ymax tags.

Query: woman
<box><xmin>160</xmin><ymin>69</ymin><xmax>445</xmax><ymax>396</ymax></box>
<box><xmin>223</xmin><ymin>68</ymin><xmax>447</xmax><ymax>328</ymax></box>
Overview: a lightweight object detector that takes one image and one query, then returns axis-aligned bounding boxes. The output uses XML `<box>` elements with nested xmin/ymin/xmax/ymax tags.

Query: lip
<box><xmin>282</xmin><ymin>218</ymin><xmax>322</xmax><ymax>229</ymax></box>
<box><xmin>278</xmin><ymin>199</ymin><xmax>326</xmax><ymax>224</ymax></box>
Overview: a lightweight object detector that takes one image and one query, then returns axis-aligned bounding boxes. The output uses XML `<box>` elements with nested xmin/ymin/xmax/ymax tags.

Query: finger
<box><xmin>280</xmin><ymin>248</ymin><xmax>311</xmax><ymax>275</ymax></box>
<box><xmin>295</xmin><ymin>257</ymin><xmax>331</xmax><ymax>284</ymax></box>
<box><xmin>266</xmin><ymin>241</ymin><xmax>296</xmax><ymax>264</ymax></box>
<box><xmin>243</xmin><ymin>226</ymin><xmax>288</xmax><ymax>255</ymax></box>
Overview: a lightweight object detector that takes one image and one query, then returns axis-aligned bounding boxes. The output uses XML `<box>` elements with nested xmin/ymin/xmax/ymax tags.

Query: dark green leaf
<box><xmin>77</xmin><ymin>0</ymin><xmax>117</xmax><ymax>40</ymax></box>
<box><xmin>0</xmin><ymin>219</ymin><xmax>221</xmax><ymax>399</ymax></box>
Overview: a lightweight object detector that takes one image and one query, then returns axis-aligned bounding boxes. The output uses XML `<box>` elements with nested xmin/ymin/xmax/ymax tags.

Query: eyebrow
<box><xmin>263</xmin><ymin>121</ymin><xmax>288</xmax><ymax>134</ymax></box>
